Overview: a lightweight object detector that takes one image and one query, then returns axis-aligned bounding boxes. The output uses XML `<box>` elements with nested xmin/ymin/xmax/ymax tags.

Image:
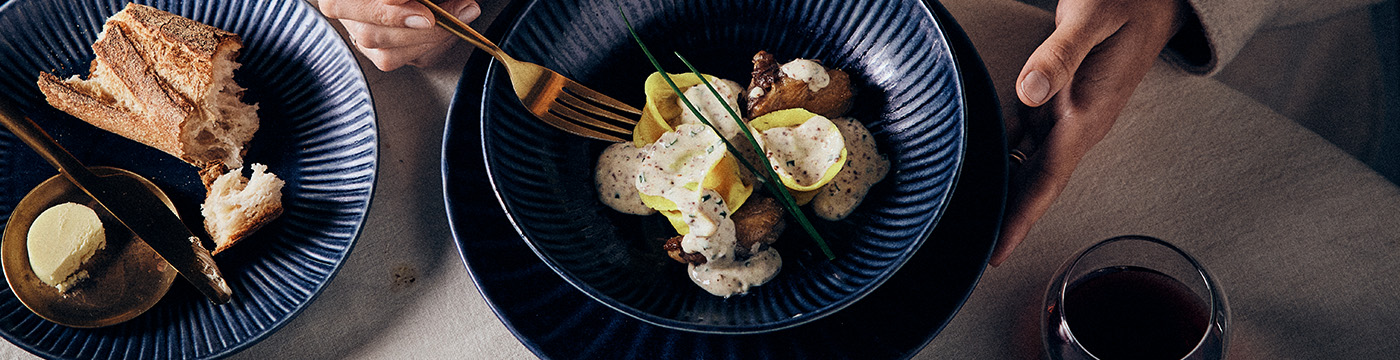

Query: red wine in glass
<box><xmin>1043</xmin><ymin>236</ymin><xmax>1229</xmax><ymax>360</ymax></box>
<box><xmin>1063</xmin><ymin>266</ymin><xmax>1209</xmax><ymax>360</ymax></box>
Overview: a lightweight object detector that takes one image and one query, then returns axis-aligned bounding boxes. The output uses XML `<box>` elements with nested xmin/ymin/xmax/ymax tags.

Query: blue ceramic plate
<box><xmin>0</xmin><ymin>0</ymin><xmax>376</xmax><ymax>358</ymax></box>
<box><xmin>452</xmin><ymin>0</ymin><xmax>970</xmax><ymax>335</ymax></box>
<box><xmin>445</xmin><ymin>0</ymin><xmax>1003</xmax><ymax>355</ymax></box>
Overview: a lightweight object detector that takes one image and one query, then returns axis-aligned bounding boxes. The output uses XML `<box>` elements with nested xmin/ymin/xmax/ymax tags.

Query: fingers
<box><xmin>321</xmin><ymin>0</ymin><xmax>434</xmax><ymax>29</ymax></box>
<box><xmin>343</xmin><ymin>1</ymin><xmax>480</xmax><ymax>49</ymax></box>
<box><xmin>992</xmin><ymin>43</ymin><xmax>1148</xmax><ymax>267</ymax></box>
<box><xmin>1015</xmin><ymin>6</ymin><xmax>1120</xmax><ymax>107</ymax></box>
<box><xmin>359</xmin><ymin>42</ymin><xmax>448</xmax><ymax>71</ymax></box>
<box><xmin>990</xmin><ymin>118</ymin><xmax>1085</xmax><ymax>267</ymax></box>
<box><xmin>342</xmin><ymin>19</ymin><xmax>442</xmax><ymax>49</ymax></box>
<box><xmin>328</xmin><ymin>0</ymin><xmax>482</xmax><ymax>71</ymax></box>
<box><xmin>994</xmin><ymin>0</ymin><xmax>1190</xmax><ymax>266</ymax></box>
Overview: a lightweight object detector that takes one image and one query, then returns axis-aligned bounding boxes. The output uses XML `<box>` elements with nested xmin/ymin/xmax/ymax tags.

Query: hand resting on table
<box><xmin>994</xmin><ymin>0</ymin><xmax>1187</xmax><ymax>266</ymax></box>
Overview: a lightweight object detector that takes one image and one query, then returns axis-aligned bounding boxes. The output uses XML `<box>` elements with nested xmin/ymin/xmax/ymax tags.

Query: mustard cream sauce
<box><xmin>635</xmin><ymin>125</ymin><xmax>728</xmax><ymax>198</ymax></box>
<box><xmin>779</xmin><ymin>59</ymin><xmax>830</xmax><ymax>92</ymax></box>
<box><xmin>689</xmin><ymin>246</ymin><xmax>781</xmax><ymax>297</ymax></box>
<box><xmin>755</xmin><ymin>116</ymin><xmax>845</xmax><ymax>187</ymax></box>
<box><xmin>812</xmin><ymin>117</ymin><xmax>890</xmax><ymax>220</ymax></box>
<box><xmin>676</xmin><ymin>188</ymin><xmax>781</xmax><ymax>297</ymax></box>
<box><xmin>677</xmin><ymin>79</ymin><xmax>745</xmax><ymax>140</ymax></box>
<box><xmin>677</xmin><ymin>188</ymin><xmax>736</xmax><ymax>262</ymax></box>
<box><xmin>635</xmin><ymin>124</ymin><xmax>783</xmax><ymax>297</ymax></box>
<box><xmin>594</xmin><ymin>143</ymin><xmax>656</xmax><ymax>215</ymax></box>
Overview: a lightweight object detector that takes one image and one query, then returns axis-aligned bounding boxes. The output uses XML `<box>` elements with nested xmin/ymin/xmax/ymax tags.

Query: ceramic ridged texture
<box><xmin>479</xmin><ymin>0</ymin><xmax>963</xmax><ymax>333</ymax></box>
<box><xmin>0</xmin><ymin>0</ymin><xmax>376</xmax><ymax>358</ymax></box>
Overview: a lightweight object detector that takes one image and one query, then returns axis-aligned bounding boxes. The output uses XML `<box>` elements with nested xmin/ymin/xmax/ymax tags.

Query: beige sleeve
<box><xmin>1167</xmin><ymin>0</ymin><xmax>1385</xmax><ymax>75</ymax></box>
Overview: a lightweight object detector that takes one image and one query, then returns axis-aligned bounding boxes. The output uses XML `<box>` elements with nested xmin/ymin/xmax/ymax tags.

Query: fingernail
<box><xmin>1023</xmin><ymin>70</ymin><xmax>1050</xmax><ymax>104</ymax></box>
<box><xmin>458</xmin><ymin>4</ymin><xmax>482</xmax><ymax>20</ymax></box>
<box><xmin>405</xmin><ymin>15</ymin><xmax>432</xmax><ymax>29</ymax></box>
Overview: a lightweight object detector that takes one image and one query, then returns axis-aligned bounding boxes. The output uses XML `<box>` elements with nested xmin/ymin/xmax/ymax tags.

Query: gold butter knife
<box><xmin>0</xmin><ymin>97</ymin><xmax>232</xmax><ymax>304</ymax></box>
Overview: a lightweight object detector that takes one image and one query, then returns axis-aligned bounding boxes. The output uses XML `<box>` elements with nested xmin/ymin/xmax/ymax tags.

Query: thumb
<box><xmin>1016</xmin><ymin>19</ymin><xmax>1114</xmax><ymax>107</ymax></box>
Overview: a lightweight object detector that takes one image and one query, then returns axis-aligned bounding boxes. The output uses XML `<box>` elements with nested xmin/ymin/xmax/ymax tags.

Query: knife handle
<box><xmin>0</xmin><ymin>97</ymin><xmax>101</xmax><ymax>185</ymax></box>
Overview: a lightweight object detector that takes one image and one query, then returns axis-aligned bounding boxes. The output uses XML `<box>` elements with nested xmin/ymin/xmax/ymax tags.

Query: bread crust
<box><xmin>211</xmin><ymin>205</ymin><xmax>281</xmax><ymax>255</ymax></box>
<box><xmin>204</xmin><ymin>164</ymin><xmax>285</xmax><ymax>255</ymax></box>
<box><xmin>36</xmin><ymin>71</ymin><xmax>164</xmax><ymax>146</ymax></box>
<box><xmin>36</xmin><ymin>3</ymin><xmax>249</xmax><ymax>186</ymax></box>
<box><xmin>111</xmin><ymin>3</ymin><xmax>241</xmax><ymax>107</ymax></box>
<box><xmin>118</xmin><ymin>3</ymin><xmax>237</xmax><ymax>56</ymax></box>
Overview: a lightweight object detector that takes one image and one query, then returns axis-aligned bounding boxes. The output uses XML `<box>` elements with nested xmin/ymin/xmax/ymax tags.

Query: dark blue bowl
<box><xmin>0</xmin><ymin>0</ymin><xmax>376</xmax><ymax>358</ymax></box>
<box><xmin>476</xmin><ymin>0</ymin><xmax>967</xmax><ymax>333</ymax></box>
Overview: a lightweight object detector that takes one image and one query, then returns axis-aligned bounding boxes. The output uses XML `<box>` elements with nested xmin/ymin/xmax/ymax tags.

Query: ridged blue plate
<box><xmin>467</xmin><ymin>0</ymin><xmax>964</xmax><ymax>334</ymax></box>
<box><xmin>0</xmin><ymin>0</ymin><xmax>376</xmax><ymax>358</ymax></box>
<box><xmin>446</xmin><ymin>0</ymin><xmax>1004</xmax><ymax>354</ymax></box>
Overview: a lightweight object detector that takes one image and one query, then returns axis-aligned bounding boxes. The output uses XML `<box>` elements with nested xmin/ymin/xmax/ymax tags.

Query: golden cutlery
<box><xmin>414</xmin><ymin>0</ymin><xmax>640</xmax><ymax>142</ymax></box>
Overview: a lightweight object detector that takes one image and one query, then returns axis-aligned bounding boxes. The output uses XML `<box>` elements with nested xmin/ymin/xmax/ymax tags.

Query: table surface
<box><xmin>4</xmin><ymin>0</ymin><xmax>1399</xmax><ymax>359</ymax></box>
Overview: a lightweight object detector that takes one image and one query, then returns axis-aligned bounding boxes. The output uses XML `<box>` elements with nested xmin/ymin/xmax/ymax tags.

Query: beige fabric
<box><xmin>1180</xmin><ymin>0</ymin><xmax>1390</xmax><ymax>164</ymax></box>
<box><xmin>1170</xmin><ymin>0</ymin><xmax>1384</xmax><ymax>74</ymax></box>
<box><xmin>1214</xmin><ymin>7</ymin><xmax>1388</xmax><ymax>163</ymax></box>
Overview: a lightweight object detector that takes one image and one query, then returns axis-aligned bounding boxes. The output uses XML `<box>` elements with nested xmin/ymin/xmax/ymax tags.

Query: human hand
<box><xmin>991</xmin><ymin>0</ymin><xmax>1185</xmax><ymax>266</ymax></box>
<box><xmin>317</xmin><ymin>0</ymin><xmax>481</xmax><ymax>71</ymax></box>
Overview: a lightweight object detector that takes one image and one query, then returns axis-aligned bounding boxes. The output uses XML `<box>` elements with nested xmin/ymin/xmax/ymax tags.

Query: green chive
<box><xmin>677</xmin><ymin>53</ymin><xmax>835</xmax><ymax>260</ymax></box>
<box><xmin>616</xmin><ymin>6</ymin><xmax>835</xmax><ymax>260</ymax></box>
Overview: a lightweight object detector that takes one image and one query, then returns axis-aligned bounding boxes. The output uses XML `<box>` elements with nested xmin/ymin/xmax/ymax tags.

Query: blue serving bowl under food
<box><xmin>475</xmin><ymin>0</ymin><xmax>970</xmax><ymax>334</ymax></box>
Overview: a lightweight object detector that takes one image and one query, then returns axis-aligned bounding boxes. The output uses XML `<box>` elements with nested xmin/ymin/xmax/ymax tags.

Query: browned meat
<box><xmin>732</xmin><ymin>196</ymin><xmax>786</xmax><ymax>257</ymax></box>
<box><xmin>749</xmin><ymin>50</ymin><xmax>780</xmax><ymax>96</ymax></box>
<box><xmin>661</xmin><ymin>196</ymin><xmax>788</xmax><ymax>264</ymax></box>
<box><xmin>664</xmin><ymin>235</ymin><xmax>707</xmax><ymax>265</ymax></box>
<box><xmin>746</xmin><ymin>52</ymin><xmax>856</xmax><ymax>119</ymax></box>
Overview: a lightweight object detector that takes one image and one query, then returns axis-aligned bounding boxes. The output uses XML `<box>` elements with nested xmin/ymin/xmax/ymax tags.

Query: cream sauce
<box><xmin>636</xmin><ymin>126</ymin><xmax>783</xmax><ymax>297</ymax></box>
<box><xmin>747</xmin><ymin>86</ymin><xmax>765</xmax><ymax>100</ymax></box>
<box><xmin>594</xmin><ymin>74</ymin><xmax>799</xmax><ymax>297</ymax></box>
<box><xmin>755</xmin><ymin>116</ymin><xmax>845</xmax><ymax>187</ymax></box>
<box><xmin>677</xmin><ymin>79</ymin><xmax>744</xmax><ymax>140</ymax></box>
<box><xmin>813</xmin><ymin>117</ymin><xmax>890</xmax><ymax>220</ymax></box>
<box><xmin>689</xmin><ymin>247</ymin><xmax>782</xmax><ymax>297</ymax></box>
<box><xmin>635</xmin><ymin>124</ymin><xmax>728</xmax><ymax>199</ymax></box>
<box><xmin>594</xmin><ymin>143</ymin><xmax>656</xmax><ymax>215</ymax></box>
<box><xmin>677</xmin><ymin>188</ymin><xmax>736</xmax><ymax>262</ymax></box>
<box><xmin>779</xmin><ymin>59</ymin><xmax>830</xmax><ymax>92</ymax></box>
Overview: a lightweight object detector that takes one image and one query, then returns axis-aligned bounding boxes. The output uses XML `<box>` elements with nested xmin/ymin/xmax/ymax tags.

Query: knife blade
<box><xmin>0</xmin><ymin>97</ymin><xmax>232</xmax><ymax>304</ymax></box>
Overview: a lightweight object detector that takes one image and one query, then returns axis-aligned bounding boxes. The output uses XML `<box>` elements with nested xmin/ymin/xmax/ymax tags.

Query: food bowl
<box><xmin>476</xmin><ymin>0</ymin><xmax>968</xmax><ymax>333</ymax></box>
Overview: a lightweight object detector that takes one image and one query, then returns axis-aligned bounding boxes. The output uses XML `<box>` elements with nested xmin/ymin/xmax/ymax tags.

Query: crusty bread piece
<box><xmin>38</xmin><ymin>3</ymin><xmax>281</xmax><ymax>255</ymax></box>
<box><xmin>36</xmin><ymin>3</ymin><xmax>258</xmax><ymax>185</ymax></box>
<box><xmin>202</xmin><ymin>164</ymin><xmax>284</xmax><ymax>255</ymax></box>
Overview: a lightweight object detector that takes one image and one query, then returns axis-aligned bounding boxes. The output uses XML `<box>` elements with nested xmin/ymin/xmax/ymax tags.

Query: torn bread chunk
<box><xmin>202</xmin><ymin>164</ymin><xmax>284</xmax><ymax>255</ymax></box>
<box><xmin>36</xmin><ymin>3</ymin><xmax>258</xmax><ymax>186</ymax></box>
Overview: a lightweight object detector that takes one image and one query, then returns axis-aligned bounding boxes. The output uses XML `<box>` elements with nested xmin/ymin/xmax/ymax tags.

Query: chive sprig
<box><xmin>618</xmin><ymin>7</ymin><xmax>835</xmax><ymax>260</ymax></box>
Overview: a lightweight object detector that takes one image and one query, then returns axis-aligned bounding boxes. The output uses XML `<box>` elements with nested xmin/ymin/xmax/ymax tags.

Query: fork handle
<box><xmin>413</xmin><ymin>0</ymin><xmax>509</xmax><ymax>61</ymax></box>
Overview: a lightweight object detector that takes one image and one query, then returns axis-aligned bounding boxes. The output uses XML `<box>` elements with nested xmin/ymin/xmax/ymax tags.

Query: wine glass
<box><xmin>1043</xmin><ymin>235</ymin><xmax>1230</xmax><ymax>360</ymax></box>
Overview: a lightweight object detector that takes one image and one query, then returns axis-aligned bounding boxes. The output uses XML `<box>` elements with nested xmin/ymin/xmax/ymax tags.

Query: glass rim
<box><xmin>1053</xmin><ymin>235</ymin><xmax>1226</xmax><ymax>360</ymax></box>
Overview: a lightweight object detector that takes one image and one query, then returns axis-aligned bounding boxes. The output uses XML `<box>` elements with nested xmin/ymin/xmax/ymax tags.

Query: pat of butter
<box><xmin>27</xmin><ymin>202</ymin><xmax>106</xmax><ymax>292</ymax></box>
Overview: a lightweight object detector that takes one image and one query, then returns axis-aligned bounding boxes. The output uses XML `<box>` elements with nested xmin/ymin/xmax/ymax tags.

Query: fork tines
<box><xmin>532</xmin><ymin>80</ymin><xmax>641</xmax><ymax>143</ymax></box>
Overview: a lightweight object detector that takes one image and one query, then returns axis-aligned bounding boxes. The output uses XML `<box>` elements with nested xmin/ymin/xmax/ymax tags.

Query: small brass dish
<box><xmin>2</xmin><ymin>167</ymin><xmax>178</xmax><ymax>328</ymax></box>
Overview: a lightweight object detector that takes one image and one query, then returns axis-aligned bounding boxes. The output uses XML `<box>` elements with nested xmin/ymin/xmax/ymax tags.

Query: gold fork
<box><xmin>414</xmin><ymin>0</ymin><xmax>639</xmax><ymax>142</ymax></box>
